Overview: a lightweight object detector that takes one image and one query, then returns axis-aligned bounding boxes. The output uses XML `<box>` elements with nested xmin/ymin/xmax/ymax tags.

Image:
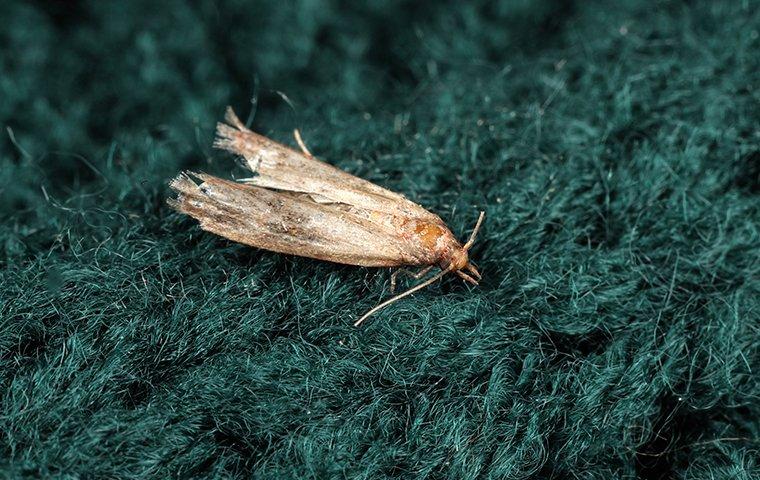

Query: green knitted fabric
<box><xmin>2</xmin><ymin>1</ymin><xmax>758</xmax><ymax>478</ymax></box>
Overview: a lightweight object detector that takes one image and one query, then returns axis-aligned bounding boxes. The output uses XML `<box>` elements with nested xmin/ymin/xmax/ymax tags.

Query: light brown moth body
<box><xmin>169</xmin><ymin>107</ymin><xmax>484</xmax><ymax>326</ymax></box>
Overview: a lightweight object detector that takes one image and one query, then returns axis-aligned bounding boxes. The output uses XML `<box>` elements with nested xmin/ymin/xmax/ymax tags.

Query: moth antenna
<box><xmin>463</xmin><ymin>211</ymin><xmax>486</xmax><ymax>251</ymax></box>
<box><xmin>245</xmin><ymin>76</ymin><xmax>260</xmax><ymax>128</ymax></box>
<box><xmin>293</xmin><ymin>129</ymin><xmax>313</xmax><ymax>157</ymax></box>
<box><xmin>353</xmin><ymin>265</ymin><xmax>455</xmax><ymax>327</ymax></box>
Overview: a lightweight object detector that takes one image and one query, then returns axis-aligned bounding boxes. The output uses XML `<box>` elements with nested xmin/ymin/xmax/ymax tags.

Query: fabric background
<box><xmin>1</xmin><ymin>1</ymin><xmax>758</xmax><ymax>478</ymax></box>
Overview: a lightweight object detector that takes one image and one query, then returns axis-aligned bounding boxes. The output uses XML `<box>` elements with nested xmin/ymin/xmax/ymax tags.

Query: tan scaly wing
<box><xmin>213</xmin><ymin>108</ymin><xmax>445</xmax><ymax>225</ymax></box>
<box><xmin>168</xmin><ymin>173</ymin><xmax>439</xmax><ymax>267</ymax></box>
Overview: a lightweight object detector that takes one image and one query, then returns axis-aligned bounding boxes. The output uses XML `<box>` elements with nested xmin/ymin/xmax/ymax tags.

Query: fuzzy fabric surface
<box><xmin>2</xmin><ymin>1</ymin><xmax>759</xmax><ymax>478</ymax></box>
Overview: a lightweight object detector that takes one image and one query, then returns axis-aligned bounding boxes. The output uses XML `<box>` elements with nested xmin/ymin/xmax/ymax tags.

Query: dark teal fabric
<box><xmin>1</xmin><ymin>1</ymin><xmax>758</xmax><ymax>478</ymax></box>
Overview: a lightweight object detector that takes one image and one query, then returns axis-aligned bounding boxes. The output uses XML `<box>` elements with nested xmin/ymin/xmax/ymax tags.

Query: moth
<box><xmin>168</xmin><ymin>107</ymin><xmax>484</xmax><ymax>326</ymax></box>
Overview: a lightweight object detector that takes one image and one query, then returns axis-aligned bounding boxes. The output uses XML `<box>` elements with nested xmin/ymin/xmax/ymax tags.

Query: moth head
<box><xmin>453</xmin><ymin>211</ymin><xmax>486</xmax><ymax>285</ymax></box>
<box><xmin>449</xmin><ymin>248</ymin><xmax>469</xmax><ymax>271</ymax></box>
<box><xmin>451</xmin><ymin>250</ymin><xmax>480</xmax><ymax>285</ymax></box>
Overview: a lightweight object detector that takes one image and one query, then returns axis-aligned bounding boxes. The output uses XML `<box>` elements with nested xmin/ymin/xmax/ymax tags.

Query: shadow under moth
<box><xmin>168</xmin><ymin>107</ymin><xmax>484</xmax><ymax>326</ymax></box>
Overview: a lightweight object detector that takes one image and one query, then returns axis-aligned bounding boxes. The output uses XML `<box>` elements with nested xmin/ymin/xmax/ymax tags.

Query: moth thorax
<box><xmin>414</xmin><ymin>222</ymin><xmax>446</xmax><ymax>249</ymax></box>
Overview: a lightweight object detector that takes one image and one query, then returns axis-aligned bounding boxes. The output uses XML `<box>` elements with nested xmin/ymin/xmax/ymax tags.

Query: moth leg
<box><xmin>293</xmin><ymin>129</ymin><xmax>313</xmax><ymax>157</ymax></box>
<box><xmin>390</xmin><ymin>266</ymin><xmax>433</xmax><ymax>293</ymax></box>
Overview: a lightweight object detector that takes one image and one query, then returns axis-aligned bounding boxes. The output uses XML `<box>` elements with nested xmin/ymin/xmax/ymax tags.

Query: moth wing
<box><xmin>213</xmin><ymin>107</ymin><xmax>444</xmax><ymax>225</ymax></box>
<box><xmin>168</xmin><ymin>172</ymin><xmax>437</xmax><ymax>267</ymax></box>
